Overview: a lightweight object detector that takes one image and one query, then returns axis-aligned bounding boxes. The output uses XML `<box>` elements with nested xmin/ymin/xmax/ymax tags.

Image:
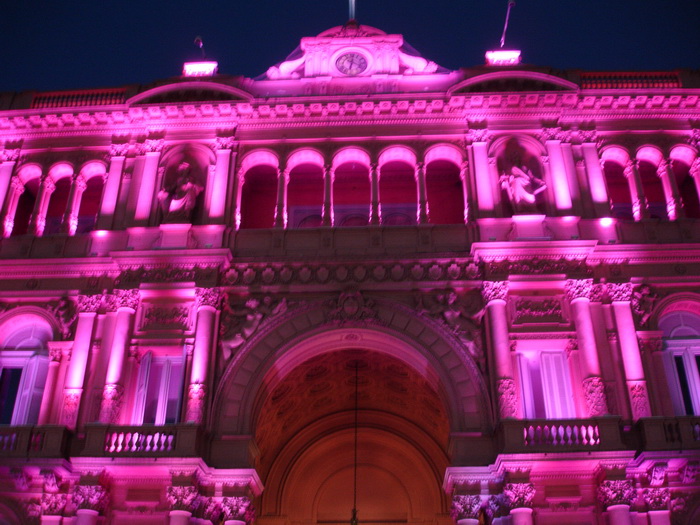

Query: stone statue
<box><xmin>500</xmin><ymin>163</ymin><xmax>546</xmax><ymax>214</ymax></box>
<box><xmin>158</xmin><ymin>162</ymin><xmax>203</xmax><ymax>223</ymax></box>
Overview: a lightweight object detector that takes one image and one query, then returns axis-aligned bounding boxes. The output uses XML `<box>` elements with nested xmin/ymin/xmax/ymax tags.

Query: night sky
<box><xmin>1</xmin><ymin>0</ymin><xmax>698</xmax><ymax>93</ymax></box>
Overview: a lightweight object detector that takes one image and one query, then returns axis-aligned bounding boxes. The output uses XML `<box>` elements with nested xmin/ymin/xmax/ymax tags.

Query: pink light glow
<box><xmin>600</xmin><ymin>217</ymin><xmax>615</xmax><ymax>227</ymax></box>
<box><xmin>183</xmin><ymin>61</ymin><xmax>219</xmax><ymax>77</ymax></box>
<box><xmin>485</xmin><ymin>49</ymin><xmax>521</xmax><ymax>66</ymax></box>
<box><xmin>93</xmin><ymin>229</ymin><xmax>109</xmax><ymax>238</ymax></box>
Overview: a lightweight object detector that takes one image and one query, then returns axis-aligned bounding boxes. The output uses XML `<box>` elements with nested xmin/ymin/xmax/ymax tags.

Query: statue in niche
<box><xmin>158</xmin><ymin>162</ymin><xmax>203</xmax><ymax>223</ymax></box>
<box><xmin>500</xmin><ymin>156</ymin><xmax>547</xmax><ymax>214</ymax></box>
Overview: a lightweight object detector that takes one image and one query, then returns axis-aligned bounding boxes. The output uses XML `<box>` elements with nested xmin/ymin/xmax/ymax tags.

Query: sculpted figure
<box><xmin>500</xmin><ymin>161</ymin><xmax>546</xmax><ymax>214</ymax></box>
<box><xmin>158</xmin><ymin>162</ymin><xmax>203</xmax><ymax>223</ymax></box>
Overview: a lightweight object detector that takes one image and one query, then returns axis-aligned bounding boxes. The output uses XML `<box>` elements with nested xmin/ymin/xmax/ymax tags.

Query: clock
<box><xmin>335</xmin><ymin>52</ymin><xmax>368</xmax><ymax>76</ymax></box>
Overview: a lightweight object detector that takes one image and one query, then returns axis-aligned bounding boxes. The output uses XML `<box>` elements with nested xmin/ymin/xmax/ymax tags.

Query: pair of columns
<box><xmin>452</xmin><ymin>483</ymin><xmax>535</xmax><ymax>525</ymax></box>
<box><xmin>599</xmin><ymin>481</ymin><xmax>671</xmax><ymax>525</ymax></box>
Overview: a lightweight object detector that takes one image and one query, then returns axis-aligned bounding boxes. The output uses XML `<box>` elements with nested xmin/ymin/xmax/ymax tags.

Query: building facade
<box><xmin>0</xmin><ymin>21</ymin><xmax>699</xmax><ymax>525</ymax></box>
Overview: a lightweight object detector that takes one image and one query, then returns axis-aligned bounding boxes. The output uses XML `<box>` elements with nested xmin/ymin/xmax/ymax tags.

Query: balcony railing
<box><xmin>638</xmin><ymin>416</ymin><xmax>700</xmax><ymax>451</ymax></box>
<box><xmin>0</xmin><ymin>426</ymin><xmax>69</xmax><ymax>458</ymax></box>
<box><xmin>499</xmin><ymin>417</ymin><xmax>624</xmax><ymax>453</ymax></box>
<box><xmin>82</xmin><ymin>424</ymin><xmax>203</xmax><ymax>457</ymax></box>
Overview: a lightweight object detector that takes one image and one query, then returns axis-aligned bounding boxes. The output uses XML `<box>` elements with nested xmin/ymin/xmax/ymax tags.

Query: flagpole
<box><xmin>349</xmin><ymin>0</ymin><xmax>356</xmax><ymax>20</ymax></box>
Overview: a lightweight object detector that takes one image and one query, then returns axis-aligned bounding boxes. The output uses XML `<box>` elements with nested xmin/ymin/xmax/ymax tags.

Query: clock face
<box><xmin>335</xmin><ymin>52</ymin><xmax>368</xmax><ymax>76</ymax></box>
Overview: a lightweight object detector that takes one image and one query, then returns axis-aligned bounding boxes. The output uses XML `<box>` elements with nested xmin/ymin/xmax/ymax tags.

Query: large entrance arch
<box><xmin>211</xmin><ymin>297</ymin><xmax>490</xmax><ymax>525</ymax></box>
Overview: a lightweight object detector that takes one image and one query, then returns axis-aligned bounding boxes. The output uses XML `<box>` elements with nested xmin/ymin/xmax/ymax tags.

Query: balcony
<box><xmin>81</xmin><ymin>424</ymin><xmax>204</xmax><ymax>457</ymax></box>
<box><xmin>638</xmin><ymin>416</ymin><xmax>700</xmax><ymax>451</ymax></box>
<box><xmin>0</xmin><ymin>425</ymin><xmax>69</xmax><ymax>458</ymax></box>
<box><xmin>499</xmin><ymin>417</ymin><xmax>625</xmax><ymax>454</ymax></box>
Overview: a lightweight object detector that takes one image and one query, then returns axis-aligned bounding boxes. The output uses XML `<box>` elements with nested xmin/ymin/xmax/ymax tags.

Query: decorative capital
<box><xmin>221</xmin><ymin>496</ymin><xmax>254</xmax><ymax>523</ymax></box>
<box><xmin>482</xmin><ymin>281</ymin><xmax>509</xmax><ymax>303</ymax></box>
<box><xmin>451</xmin><ymin>495</ymin><xmax>482</xmax><ymax>521</ymax></box>
<box><xmin>72</xmin><ymin>484</ymin><xmax>108</xmax><ymax>512</ymax></box>
<box><xmin>644</xmin><ymin>488</ymin><xmax>670</xmax><ymax>511</ymax></box>
<box><xmin>212</xmin><ymin>136</ymin><xmax>236</xmax><ymax>150</ymax></box>
<box><xmin>10</xmin><ymin>176</ymin><xmax>26</xmax><ymax>194</ymax></box>
<box><xmin>503</xmin><ymin>483</ymin><xmax>535</xmax><ymax>509</ymax></box>
<box><xmin>582</xmin><ymin>376</ymin><xmax>609</xmax><ymax>417</ymax></box>
<box><xmin>597</xmin><ymin>480</ymin><xmax>634</xmax><ymax>508</ymax></box>
<box><xmin>196</xmin><ymin>287</ymin><xmax>222</xmax><ymax>309</ymax></box>
<box><xmin>41</xmin><ymin>493</ymin><xmax>67</xmax><ymax>516</ymax></box>
<box><xmin>113</xmin><ymin>289</ymin><xmax>140</xmax><ymax>310</ymax></box>
<box><xmin>607</xmin><ymin>282</ymin><xmax>633</xmax><ymax>302</ymax></box>
<box><xmin>166</xmin><ymin>485</ymin><xmax>199</xmax><ymax>511</ymax></box>
<box><xmin>540</xmin><ymin>126</ymin><xmax>564</xmax><ymax>142</ymax></box>
<box><xmin>0</xmin><ymin>148</ymin><xmax>21</xmax><ymax>162</ymax></box>
<box><xmin>465</xmin><ymin>128</ymin><xmax>491</xmax><ymax>143</ymax></box>
<box><xmin>565</xmin><ymin>279</ymin><xmax>593</xmax><ymax>301</ymax></box>
<box><xmin>485</xmin><ymin>494</ymin><xmax>508</xmax><ymax>519</ymax></box>
<box><xmin>109</xmin><ymin>143</ymin><xmax>130</xmax><ymax>157</ymax></box>
<box><xmin>49</xmin><ymin>346</ymin><xmax>63</xmax><ymax>362</ymax></box>
<box><xmin>78</xmin><ymin>294</ymin><xmax>103</xmax><ymax>313</ymax></box>
<box><xmin>137</xmin><ymin>138</ymin><xmax>165</xmax><ymax>155</ymax></box>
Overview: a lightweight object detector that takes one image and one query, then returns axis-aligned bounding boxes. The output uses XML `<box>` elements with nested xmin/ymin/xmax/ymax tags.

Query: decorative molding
<box><xmin>327</xmin><ymin>289</ymin><xmax>378</xmax><ymax>324</ymax></box>
<box><xmin>185</xmin><ymin>383</ymin><xmax>206</xmax><ymax>424</ymax></box>
<box><xmin>597</xmin><ymin>480</ymin><xmax>634</xmax><ymax>508</ymax></box>
<box><xmin>496</xmin><ymin>378</ymin><xmax>518</xmax><ymax>419</ymax></box>
<box><xmin>221</xmin><ymin>496</ymin><xmax>254</xmax><ymax>523</ymax></box>
<box><xmin>196</xmin><ymin>287</ymin><xmax>222</xmax><ymax>309</ymax></box>
<box><xmin>486</xmin><ymin>258</ymin><xmax>591</xmax><ymax>278</ymax></box>
<box><xmin>141</xmin><ymin>305</ymin><xmax>190</xmax><ymax>330</ymax></box>
<box><xmin>644</xmin><ymin>488</ymin><xmax>670</xmax><ymax>511</ymax></box>
<box><xmin>166</xmin><ymin>485</ymin><xmax>198</xmax><ymax>511</ymax></box>
<box><xmin>482</xmin><ymin>281</ymin><xmax>509</xmax><ymax>303</ymax></box>
<box><xmin>565</xmin><ymin>279</ymin><xmax>593</xmax><ymax>302</ymax></box>
<box><xmin>451</xmin><ymin>495</ymin><xmax>482</xmax><ymax>520</ymax></box>
<box><xmin>109</xmin><ymin>143</ymin><xmax>130</xmax><ymax>157</ymax></box>
<box><xmin>136</xmin><ymin>139</ymin><xmax>165</xmax><ymax>155</ymax></box>
<box><xmin>512</xmin><ymin>297</ymin><xmax>565</xmax><ymax>325</ymax></box>
<box><xmin>98</xmin><ymin>383</ymin><xmax>123</xmax><ymax>424</ymax></box>
<box><xmin>72</xmin><ymin>484</ymin><xmax>108</xmax><ymax>512</ymax></box>
<box><xmin>607</xmin><ymin>282</ymin><xmax>633</xmax><ymax>302</ymax></box>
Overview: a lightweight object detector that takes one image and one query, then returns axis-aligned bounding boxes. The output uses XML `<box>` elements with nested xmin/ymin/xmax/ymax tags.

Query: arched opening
<box><xmin>673</xmin><ymin>160</ymin><xmax>700</xmax><ymax>219</ymax></box>
<box><xmin>240</xmin><ymin>165</ymin><xmax>278</xmax><ymax>229</ymax></box>
<box><xmin>44</xmin><ymin>177</ymin><xmax>71</xmax><ymax>234</ymax></box>
<box><xmin>659</xmin><ymin>305</ymin><xmax>700</xmax><ymax>415</ymax></box>
<box><xmin>602</xmin><ymin>161</ymin><xmax>633</xmax><ymax>220</ymax></box>
<box><xmin>12</xmin><ymin>178</ymin><xmax>39</xmax><ymax>236</ymax></box>
<box><xmin>379</xmin><ymin>161</ymin><xmax>416</xmax><ymax>225</ymax></box>
<box><xmin>333</xmin><ymin>163</ymin><xmax>370</xmax><ymax>226</ymax></box>
<box><xmin>253</xmin><ymin>348</ymin><xmax>449</xmax><ymax>525</ymax></box>
<box><xmin>638</xmin><ymin>160</ymin><xmax>666</xmax><ymax>219</ymax></box>
<box><xmin>426</xmin><ymin>160</ymin><xmax>464</xmax><ymax>224</ymax></box>
<box><xmin>288</xmin><ymin>163</ymin><xmax>324</xmax><ymax>228</ymax></box>
<box><xmin>76</xmin><ymin>176</ymin><xmax>104</xmax><ymax>233</ymax></box>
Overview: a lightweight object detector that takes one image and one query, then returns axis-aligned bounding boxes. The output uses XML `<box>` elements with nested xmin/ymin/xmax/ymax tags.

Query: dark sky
<box><xmin>1</xmin><ymin>1</ymin><xmax>698</xmax><ymax>93</ymax></box>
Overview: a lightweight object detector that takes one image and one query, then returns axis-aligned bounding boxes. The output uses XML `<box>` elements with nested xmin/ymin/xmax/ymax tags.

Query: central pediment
<box><xmin>265</xmin><ymin>21</ymin><xmax>442</xmax><ymax>80</ymax></box>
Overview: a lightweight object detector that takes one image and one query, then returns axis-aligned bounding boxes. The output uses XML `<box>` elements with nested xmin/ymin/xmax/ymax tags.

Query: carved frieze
<box><xmin>115</xmin><ymin>265</ymin><xmax>218</xmax><ymax>287</ymax></box>
<box><xmin>141</xmin><ymin>304</ymin><xmax>190</xmax><ymax>331</ymax></box>
<box><xmin>110</xmin><ymin>289</ymin><xmax>140</xmax><ymax>311</ymax></box>
<box><xmin>485</xmin><ymin>258</ymin><xmax>591</xmax><ymax>278</ymax></box>
<box><xmin>511</xmin><ymin>297</ymin><xmax>566</xmax><ymax>325</ymax></box>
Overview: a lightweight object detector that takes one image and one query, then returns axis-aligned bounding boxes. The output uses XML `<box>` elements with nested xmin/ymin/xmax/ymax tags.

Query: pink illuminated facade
<box><xmin>1</xmin><ymin>21</ymin><xmax>700</xmax><ymax>525</ymax></box>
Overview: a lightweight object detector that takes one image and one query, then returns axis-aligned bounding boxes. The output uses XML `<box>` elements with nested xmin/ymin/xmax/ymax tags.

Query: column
<box><xmin>565</xmin><ymin>279</ymin><xmax>609</xmax><ymax>416</ymax></box>
<box><xmin>459</xmin><ymin>161</ymin><xmax>470</xmax><ymax>223</ymax></box>
<box><xmin>689</xmin><ymin>158</ymin><xmax>700</xmax><ymax>207</ymax></box>
<box><xmin>644</xmin><ymin>488</ymin><xmax>670</xmax><ymax>525</ymax></box>
<box><xmin>582</xmin><ymin>139</ymin><xmax>611</xmax><ymax>216</ymax></box>
<box><xmin>470</xmin><ymin>135</ymin><xmax>496</xmax><ymax>216</ymax></box>
<box><xmin>503</xmin><ymin>483</ymin><xmax>535</xmax><ymax>525</ymax></box>
<box><xmin>482</xmin><ymin>281</ymin><xmax>519</xmax><ymax>419</ymax></box>
<box><xmin>369</xmin><ymin>162</ymin><xmax>380</xmax><ymax>225</ymax></box>
<box><xmin>2</xmin><ymin>177</ymin><xmax>25</xmax><ymax>237</ymax></box>
<box><xmin>28</xmin><ymin>175</ymin><xmax>56</xmax><ymax>236</ymax></box>
<box><xmin>37</xmin><ymin>346</ymin><xmax>63</xmax><ymax>425</ymax></box>
<box><xmin>608</xmin><ymin>283</ymin><xmax>651</xmax><ymax>419</ymax></box>
<box><xmin>450</xmin><ymin>495</ymin><xmax>481</xmax><ymax>525</ymax></box>
<box><xmin>273</xmin><ymin>163</ymin><xmax>288</xmax><ymax>228</ymax></box>
<box><xmin>657</xmin><ymin>159</ymin><xmax>684</xmax><ymax>220</ymax></box>
<box><xmin>207</xmin><ymin>137</ymin><xmax>235</xmax><ymax>222</ymax></box>
<box><xmin>544</xmin><ymin>139</ymin><xmax>573</xmax><ymax>212</ymax></box>
<box><xmin>0</xmin><ymin>147</ymin><xmax>20</xmax><ymax>211</ymax></box>
<box><xmin>233</xmin><ymin>168</ymin><xmax>246</xmax><ymax>230</ymax></box>
<box><xmin>415</xmin><ymin>161</ymin><xmax>429</xmax><ymax>224</ymax></box>
<box><xmin>133</xmin><ymin>139</ymin><xmax>164</xmax><ymax>224</ymax></box>
<box><xmin>72</xmin><ymin>485</ymin><xmax>107</xmax><ymax>525</ymax></box>
<box><xmin>96</xmin><ymin>144</ymin><xmax>128</xmax><ymax>229</ymax></box>
<box><xmin>99</xmin><ymin>290</ymin><xmax>138</xmax><ymax>424</ymax></box>
<box><xmin>624</xmin><ymin>159</ymin><xmax>648</xmax><ymax>221</ymax></box>
<box><xmin>61</xmin><ymin>174</ymin><xmax>87</xmax><ymax>235</ymax></box>
<box><xmin>62</xmin><ymin>295</ymin><xmax>101</xmax><ymax>429</ymax></box>
<box><xmin>185</xmin><ymin>288</ymin><xmax>221</xmax><ymax>423</ymax></box>
<box><xmin>322</xmin><ymin>164</ymin><xmax>334</xmax><ymax>226</ymax></box>
<box><xmin>221</xmin><ymin>496</ymin><xmax>253</xmax><ymax>525</ymax></box>
<box><xmin>598</xmin><ymin>480</ymin><xmax>634</xmax><ymax>525</ymax></box>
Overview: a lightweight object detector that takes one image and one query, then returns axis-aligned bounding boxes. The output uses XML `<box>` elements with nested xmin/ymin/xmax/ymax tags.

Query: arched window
<box><xmin>0</xmin><ymin>315</ymin><xmax>52</xmax><ymax>425</ymax></box>
<box><xmin>425</xmin><ymin>160</ymin><xmax>464</xmax><ymax>224</ymax></box>
<box><xmin>288</xmin><ymin>163</ymin><xmax>324</xmax><ymax>228</ymax></box>
<box><xmin>240</xmin><ymin>165</ymin><xmax>278</xmax><ymax>229</ymax></box>
<box><xmin>379</xmin><ymin>160</ymin><xmax>416</xmax><ymax>225</ymax></box>
<box><xmin>333</xmin><ymin>162</ymin><xmax>370</xmax><ymax>226</ymax></box>
<box><xmin>602</xmin><ymin>161</ymin><xmax>633</xmax><ymax>220</ymax></box>
<box><xmin>659</xmin><ymin>309</ymin><xmax>700</xmax><ymax>415</ymax></box>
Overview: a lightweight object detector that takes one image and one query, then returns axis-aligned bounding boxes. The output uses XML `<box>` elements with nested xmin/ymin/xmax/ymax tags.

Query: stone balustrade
<box><xmin>0</xmin><ymin>425</ymin><xmax>68</xmax><ymax>458</ymax></box>
<box><xmin>500</xmin><ymin>417</ymin><xmax>624</xmax><ymax>453</ymax></box>
<box><xmin>82</xmin><ymin>424</ymin><xmax>203</xmax><ymax>457</ymax></box>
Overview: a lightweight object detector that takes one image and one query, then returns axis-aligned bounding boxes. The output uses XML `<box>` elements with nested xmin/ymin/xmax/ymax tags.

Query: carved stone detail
<box><xmin>78</xmin><ymin>294</ymin><xmax>103</xmax><ymax>313</ymax></box>
<box><xmin>221</xmin><ymin>496</ymin><xmax>254</xmax><ymax>523</ymax></box>
<box><xmin>142</xmin><ymin>305</ymin><xmax>190</xmax><ymax>330</ymax></box>
<box><xmin>62</xmin><ymin>389</ymin><xmax>82</xmax><ymax>427</ymax></box>
<box><xmin>503</xmin><ymin>483</ymin><xmax>535</xmax><ymax>509</ymax></box>
<box><xmin>582</xmin><ymin>376</ymin><xmax>609</xmax><ymax>416</ymax></box>
<box><xmin>644</xmin><ymin>488</ymin><xmax>670</xmax><ymax>511</ymax></box>
<box><xmin>485</xmin><ymin>494</ymin><xmax>509</xmax><ymax>519</ymax></box>
<box><xmin>597</xmin><ymin>480</ymin><xmax>634</xmax><ymax>508</ymax></box>
<box><xmin>113</xmin><ymin>289</ymin><xmax>140</xmax><ymax>310</ymax></box>
<box><xmin>166</xmin><ymin>485</ymin><xmax>199</xmax><ymax>511</ymax></box>
<box><xmin>565</xmin><ymin>279</ymin><xmax>593</xmax><ymax>301</ymax></box>
<box><xmin>47</xmin><ymin>297</ymin><xmax>78</xmax><ymax>339</ymax></box>
<box><xmin>137</xmin><ymin>139</ymin><xmax>165</xmax><ymax>154</ymax></box>
<box><xmin>327</xmin><ymin>289</ymin><xmax>377</xmax><ymax>323</ymax></box>
<box><xmin>220</xmin><ymin>295</ymin><xmax>288</xmax><ymax>359</ymax></box>
<box><xmin>451</xmin><ymin>495</ymin><xmax>482</xmax><ymax>520</ymax></box>
<box><xmin>607</xmin><ymin>282</ymin><xmax>633</xmax><ymax>302</ymax></box>
<box><xmin>185</xmin><ymin>384</ymin><xmax>206</xmax><ymax>423</ymax></box>
<box><xmin>212</xmin><ymin>136</ymin><xmax>236</xmax><ymax>150</ymax></box>
<box><xmin>10</xmin><ymin>468</ymin><xmax>30</xmax><ymax>491</ymax></box>
<box><xmin>41</xmin><ymin>493</ymin><xmax>67</xmax><ymax>516</ymax></box>
<box><xmin>631</xmin><ymin>284</ymin><xmax>658</xmax><ymax>326</ymax></box>
<box><xmin>629</xmin><ymin>382</ymin><xmax>651</xmax><ymax>419</ymax></box>
<box><xmin>512</xmin><ymin>297</ymin><xmax>565</xmax><ymax>324</ymax></box>
<box><xmin>496</xmin><ymin>378</ymin><xmax>518</xmax><ymax>419</ymax></box>
<box><xmin>98</xmin><ymin>383</ymin><xmax>123</xmax><ymax>424</ymax></box>
<box><xmin>109</xmin><ymin>143</ymin><xmax>130</xmax><ymax>157</ymax></box>
<box><xmin>196</xmin><ymin>287</ymin><xmax>222</xmax><ymax>309</ymax></box>
<box><xmin>72</xmin><ymin>484</ymin><xmax>108</xmax><ymax>512</ymax></box>
<box><xmin>482</xmin><ymin>281</ymin><xmax>509</xmax><ymax>303</ymax></box>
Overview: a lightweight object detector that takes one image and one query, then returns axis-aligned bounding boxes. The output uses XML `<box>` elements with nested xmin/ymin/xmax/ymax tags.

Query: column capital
<box><xmin>451</xmin><ymin>495</ymin><xmax>482</xmax><ymax>521</ymax></box>
<box><xmin>690</xmin><ymin>157</ymin><xmax>700</xmax><ymax>178</ymax></box>
<box><xmin>482</xmin><ymin>281</ymin><xmax>509</xmax><ymax>303</ymax></box>
<box><xmin>607</xmin><ymin>282</ymin><xmax>633</xmax><ymax>302</ymax></box>
<box><xmin>623</xmin><ymin>158</ymin><xmax>638</xmax><ymax>179</ymax></box>
<box><xmin>0</xmin><ymin>148</ymin><xmax>21</xmax><ymax>163</ymax></box>
<box><xmin>72</xmin><ymin>483</ymin><xmax>108</xmax><ymax>513</ymax></box>
<box><xmin>166</xmin><ymin>485</ymin><xmax>199</xmax><ymax>511</ymax></box>
<box><xmin>221</xmin><ymin>496</ymin><xmax>255</xmax><ymax>524</ymax></box>
<box><xmin>78</xmin><ymin>294</ymin><xmax>103</xmax><ymax>313</ymax></box>
<box><xmin>41</xmin><ymin>175</ymin><xmax>56</xmax><ymax>194</ymax></box>
<box><xmin>597</xmin><ymin>480</ymin><xmax>634</xmax><ymax>509</ymax></box>
<box><xmin>565</xmin><ymin>278</ymin><xmax>593</xmax><ymax>301</ymax></box>
<box><xmin>465</xmin><ymin>128</ymin><xmax>491</xmax><ymax>143</ymax></box>
<box><xmin>136</xmin><ymin>139</ymin><xmax>165</xmax><ymax>155</ymax></box>
<box><xmin>644</xmin><ymin>488</ymin><xmax>670</xmax><ymax>511</ymax></box>
<box><xmin>503</xmin><ymin>483</ymin><xmax>535</xmax><ymax>509</ymax></box>
<box><xmin>109</xmin><ymin>143</ymin><xmax>130</xmax><ymax>157</ymax></box>
<box><xmin>196</xmin><ymin>287</ymin><xmax>222</xmax><ymax>309</ymax></box>
<box><xmin>108</xmin><ymin>289</ymin><xmax>140</xmax><ymax>311</ymax></box>
<box><xmin>212</xmin><ymin>136</ymin><xmax>236</xmax><ymax>151</ymax></box>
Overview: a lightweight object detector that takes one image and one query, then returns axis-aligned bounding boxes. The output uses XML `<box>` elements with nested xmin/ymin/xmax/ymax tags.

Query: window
<box><xmin>133</xmin><ymin>351</ymin><xmax>185</xmax><ymax>425</ymax></box>
<box><xmin>0</xmin><ymin>317</ymin><xmax>52</xmax><ymax>425</ymax></box>
<box><xmin>517</xmin><ymin>348</ymin><xmax>575</xmax><ymax>419</ymax></box>
<box><xmin>659</xmin><ymin>311</ymin><xmax>700</xmax><ymax>415</ymax></box>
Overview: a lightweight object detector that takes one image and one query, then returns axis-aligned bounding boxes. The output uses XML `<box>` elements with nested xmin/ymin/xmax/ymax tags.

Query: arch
<box><xmin>46</xmin><ymin>161</ymin><xmax>74</xmax><ymax>182</ymax></box>
<box><xmin>670</xmin><ymin>145</ymin><xmax>700</xmax><ymax>218</ymax></box>
<box><xmin>0</xmin><ymin>307</ymin><xmax>60</xmax><ymax>347</ymax></box>
<box><xmin>212</xmin><ymin>299</ymin><xmax>490</xmax><ymax>439</ymax></box>
<box><xmin>601</xmin><ymin>146</ymin><xmax>634</xmax><ymax>220</ymax></box>
<box><xmin>652</xmin><ymin>293</ymin><xmax>700</xmax><ymax>329</ymax></box>
<box><xmin>378</xmin><ymin>147</ymin><xmax>417</xmax><ymax>225</ymax></box>
<box><xmin>332</xmin><ymin>148</ymin><xmax>371</xmax><ymax>226</ymax></box>
<box><xmin>489</xmin><ymin>134</ymin><xmax>546</xmax><ymax>159</ymax></box>
<box><xmin>448</xmin><ymin>70</ymin><xmax>579</xmax><ymax>96</ymax></box>
<box><xmin>239</xmin><ymin>149</ymin><xmax>279</xmax><ymax>174</ymax></box>
<box><xmin>286</xmin><ymin>148</ymin><xmax>325</xmax><ymax>173</ymax></box>
<box><xmin>11</xmin><ymin>164</ymin><xmax>42</xmax><ymax>236</ymax></box>
<box><xmin>425</xmin><ymin>144</ymin><xmax>465</xmax><ymax>225</ymax></box>
<box><xmin>78</xmin><ymin>160</ymin><xmax>108</xmax><ymax>180</ymax></box>
<box><xmin>332</xmin><ymin>147</ymin><xmax>371</xmax><ymax>171</ymax></box>
<box><xmin>126</xmin><ymin>81</ymin><xmax>254</xmax><ymax>105</ymax></box>
<box><xmin>424</xmin><ymin>144</ymin><xmax>464</xmax><ymax>167</ymax></box>
<box><xmin>287</xmin><ymin>150</ymin><xmax>325</xmax><ymax>228</ymax></box>
<box><xmin>377</xmin><ymin>145</ymin><xmax>417</xmax><ymax>168</ymax></box>
<box><xmin>15</xmin><ymin>163</ymin><xmax>42</xmax><ymax>185</ymax></box>
<box><xmin>636</xmin><ymin>145</ymin><xmax>667</xmax><ymax>218</ymax></box>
